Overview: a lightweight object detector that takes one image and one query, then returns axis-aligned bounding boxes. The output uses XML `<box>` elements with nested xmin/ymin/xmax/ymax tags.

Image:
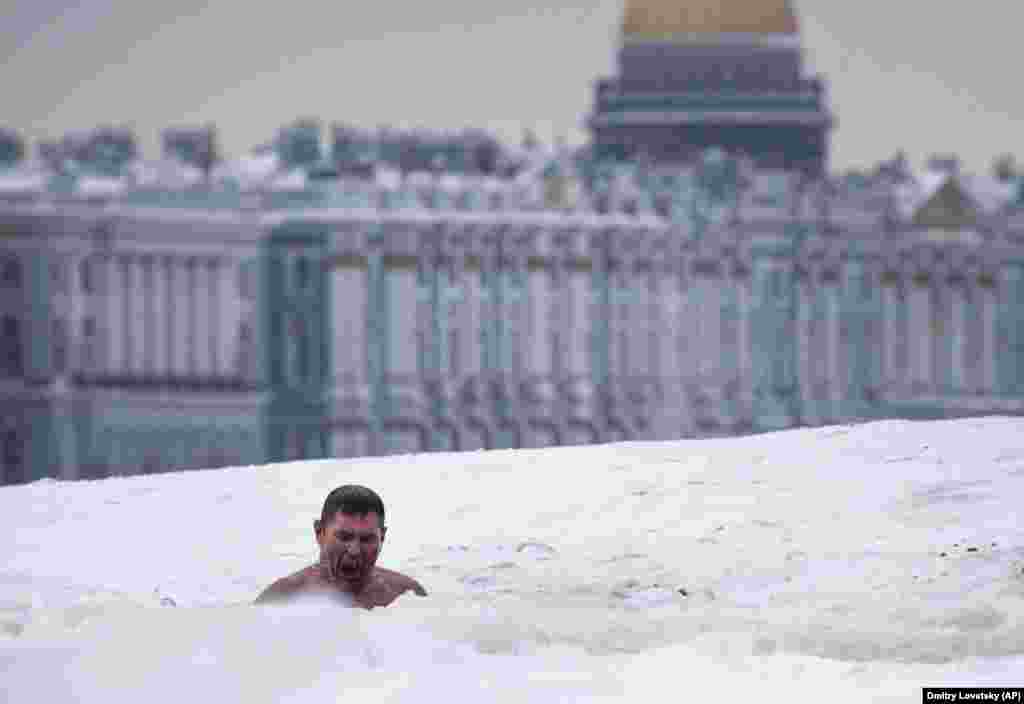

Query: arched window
<box><xmin>238</xmin><ymin>261</ymin><xmax>255</xmax><ymax>300</ymax></box>
<box><xmin>79</xmin><ymin>257</ymin><xmax>95</xmax><ymax>294</ymax></box>
<box><xmin>206</xmin><ymin>446</ymin><xmax>235</xmax><ymax>469</ymax></box>
<box><xmin>142</xmin><ymin>453</ymin><xmax>163</xmax><ymax>475</ymax></box>
<box><xmin>285</xmin><ymin>428</ymin><xmax>303</xmax><ymax>460</ymax></box>
<box><xmin>0</xmin><ymin>256</ymin><xmax>21</xmax><ymax>288</ymax></box>
<box><xmin>1</xmin><ymin>429</ymin><xmax>23</xmax><ymax>485</ymax></box>
<box><xmin>0</xmin><ymin>315</ymin><xmax>22</xmax><ymax>377</ymax></box>
<box><xmin>290</xmin><ymin>315</ymin><xmax>310</xmax><ymax>383</ymax></box>
<box><xmin>78</xmin><ymin>316</ymin><xmax>99</xmax><ymax>373</ymax></box>
<box><xmin>295</xmin><ymin>256</ymin><xmax>311</xmax><ymax>291</ymax></box>
<box><xmin>50</xmin><ymin>258</ymin><xmax>67</xmax><ymax>294</ymax></box>
<box><xmin>236</xmin><ymin>321</ymin><xmax>254</xmax><ymax>379</ymax></box>
<box><xmin>52</xmin><ymin>318</ymin><xmax>68</xmax><ymax>374</ymax></box>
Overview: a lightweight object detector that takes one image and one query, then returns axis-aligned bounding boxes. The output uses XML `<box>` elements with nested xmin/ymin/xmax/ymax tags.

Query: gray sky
<box><xmin>1</xmin><ymin>0</ymin><xmax>1020</xmax><ymax>175</ymax></box>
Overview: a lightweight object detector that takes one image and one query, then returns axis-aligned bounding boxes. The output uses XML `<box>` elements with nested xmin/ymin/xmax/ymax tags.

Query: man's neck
<box><xmin>316</xmin><ymin>562</ymin><xmax>374</xmax><ymax>594</ymax></box>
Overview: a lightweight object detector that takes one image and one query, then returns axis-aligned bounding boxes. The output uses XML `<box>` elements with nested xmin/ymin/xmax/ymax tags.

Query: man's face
<box><xmin>315</xmin><ymin>512</ymin><xmax>385</xmax><ymax>590</ymax></box>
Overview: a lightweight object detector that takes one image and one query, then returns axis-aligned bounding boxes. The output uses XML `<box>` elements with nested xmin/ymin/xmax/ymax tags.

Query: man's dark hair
<box><xmin>320</xmin><ymin>485</ymin><xmax>386</xmax><ymax>529</ymax></box>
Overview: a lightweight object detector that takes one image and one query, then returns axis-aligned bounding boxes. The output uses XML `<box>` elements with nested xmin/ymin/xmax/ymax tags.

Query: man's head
<box><xmin>314</xmin><ymin>485</ymin><xmax>387</xmax><ymax>591</ymax></box>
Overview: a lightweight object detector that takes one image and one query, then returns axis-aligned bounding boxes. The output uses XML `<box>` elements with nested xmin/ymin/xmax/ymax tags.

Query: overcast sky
<box><xmin>1</xmin><ymin>0</ymin><xmax>1020</xmax><ymax>175</ymax></box>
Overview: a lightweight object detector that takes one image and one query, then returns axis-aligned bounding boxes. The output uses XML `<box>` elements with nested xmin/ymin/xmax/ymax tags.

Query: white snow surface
<box><xmin>76</xmin><ymin>176</ymin><xmax>126</xmax><ymax>197</ymax></box>
<box><xmin>2</xmin><ymin>418</ymin><xmax>1024</xmax><ymax>702</ymax></box>
<box><xmin>126</xmin><ymin>159</ymin><xmax>205</xmax><ymax>189</ymax></box>
<box><xmin>0</xmin><ymin>166</ymin><xmax>48</xmax><ymax>193</ymax></box>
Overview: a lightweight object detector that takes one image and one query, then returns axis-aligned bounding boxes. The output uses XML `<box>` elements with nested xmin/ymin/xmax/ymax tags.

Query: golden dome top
<box><xmin>622</xmin><ymin>0</ymin><xmax>798</xmax><ymax>40</ymax></box>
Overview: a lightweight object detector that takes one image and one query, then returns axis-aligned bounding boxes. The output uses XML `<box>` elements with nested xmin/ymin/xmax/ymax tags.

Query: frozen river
<box><xmin>2</xmin><ymin>418</ymin><xmax>1023</xmax><ymax>702</ymax></box>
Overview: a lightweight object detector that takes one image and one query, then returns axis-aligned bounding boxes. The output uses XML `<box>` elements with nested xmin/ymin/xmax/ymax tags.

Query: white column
<box><xmin>882</xmin><ymin>283</ymin><xmax>899</xmax><ymax>386</ymax></box>
<box><xmin>527</xmin><ymin>264</ymin><xmax>552</xmax><ymax>378</ymax></box>
<box><xmin>568</xmin><ymin>268</ymin><xmax>590</xmax><ymax>378</ymax></box>
<box><xmin>283</xmin><ymin>311</ymin><xmax>296</xmax><ymax>384</ymax></box>
<box><xmin>207</xmin><ymin>259</ymin><xmax>221</xmax><ymax>377</ymax></box>
<box><xmin>685</xmin><ymin>277</ymin><xmax>699</xmax><ymax>380</ymax></box>
<box><xmin>201</xmin><ymin>260</ymin><xmax>213</xmax><ymax>376</ymax></box>
<box><xmin>693</xmin><ymin>278</ymin><xmax>706</xmax><ymax>379</ymax></box>
<box><xmin>606</xmin><ymin>270</ymin><xmax>620</xmax><ymax>379</ymax></box>
<box><xmin>925</xmin><ymin>284</ymin><xmax>936</xmax><ymax>390</ymax></box>
<box><xmin>796</xmin><ymin>280</ymin><xmax>812</xmax><ymax>402</ymax></box>
<box><xmin>659</xmin><ymin>273</ymin><xmax>681</xmax><ymax>384</ymax></box>
<box><xmin>106</xmin><ymin>255</ymin><xmax>123</xmax><ymax>375</ymax></box>
<box><xmin>465</xmin><ymin>258</ymin><xmax>483</xmax><ymax>378</ymax></box>
<box><xmin>173</xmin><ymin>258</ymin><xmax>191</xmax><ymax>377</ymax></box>
<box><xmin>78</xmin><ymin>256</ymin><xmax>96</xmax><ymax>373</ymax></box>
<box><xmin>923</xmin><ymin>284</ymin><xmax>935</xmax><ymax>388</ymax></box>
<box><xmin>135</xmin><ymin>256</ymin><xmax>148</xmax><ymax>374</ymax></box>
<box><xmin>152</xmin><ymin>256</ymin><xmax>167</xmax><ymax>376</ymax></box>
<box><xmin>133</xmin><ymin>255</ymin><xmax>146</xmax><ymax>375</ymax></box>
<box><xmin>507</xmin><ymin>265</ymin><xmax>525</xmax><ymax>377</ymax></box>
<box><xmin>68</xmin><ymin>256</ymin><xmax>84</xmax><ymax>373</ymax></box>
<box><xmin>678</xmin><ymin>277</ymin><xmax>694</xmax><ymax>383</ymax></box>
<box><xmin>138</xmin><ymin>257</ymin><xmax>149</xmax><ymax>374</ymax></box>
<box><xmin>910</xmin><ymin>283</ymin><xmax>931</xmax><ymax>388</ymax></box>
<box><xmin>220</xmin><ymin>260</ymin><xmax>242</xmax><ymax>382</ymax></box>
<box><xmin>737</xmin><ymin>275</ymin><xmax>752</xmax><ymax>393</ymax></box>
<box><xmin>414</xmin><ymin>258</ymin><xmax>430</xmax><ymax>382</ymax></box>
<box><xmin>965</xmin><ymin>285</ymin><xmax>983</xmax><ymax>392</ymax></box>
<box><xmin>632</xmin><ymin>270</ymin><xmax>652</xmax><ymax>379</ymax></box>
<box><xmin>548</xmin><ymin>267</ymin><xmax>564</xmax><ymax>380</ymax></box>
<box><xmin>951</xmin><ymin>282</ymin><xmax>966</xmax><ymax>391</ymax></box>
<box><xmin>331</xmin><ymin>263</ymin><xmax>367</xmax><ymax>385</ymax></box>
<box><xmin>165</xmin><ymin>257</ymin><xmax>177</xmax><ymax>378</ymax></box>
<box><xmin>388</xmin><ymin>266</ymin><xmax>418</xmax><ymax>380</ymax></box>
<box><xmin>187</xmin><ymin>259</ymin><xmax>199</xmax><ymax>376</ymax></box>
<box><xmin>647</xmin><ymin>273</ymin><xmax>660</xmax><ymax>380</ymax></box>
<box><xmin>931</xmin><ymin>285</ymin><xmax>948</xmax><ymax>393</ymax></box>
<box><xmin>193</xmin><ymin>259</ymin><xmax>210</xmax><ymax>377</ymax></box>
<box><xmin>142</xmin><ymin>257</ymin><xmax>155</xmax><ymax>375</ymax></box>
<box><xmin>446</xmin><ymin>264</ymin><xmax>463</xmax><ymax>381</ymax></box>
<box><xmin>656</xmin><ymin>270</ymin><xmax>686</xmax><ymax>438</ymax></box>
<box><xmin>624</xmin><ymin>268</ymin><xmax>640</xmax><ymax>380</ymax></box>
<box><xmin>982</xmin><ymin>286</ymin><xmax>997</xmax><ymax>392</ymax></box>
<box><xmin>826</xmin><ymin>284</ymin><xmax>841</xmax><ymax>402</ymax></box>
<box><xmin>702</xmin><ymin>276</ymin><xmax>721</xmax><ymax>381</ymax></box>
<box><xmin>124</xmin><ymin>255</ymin><xmax>138</xmax><ymax>376</ymax></box>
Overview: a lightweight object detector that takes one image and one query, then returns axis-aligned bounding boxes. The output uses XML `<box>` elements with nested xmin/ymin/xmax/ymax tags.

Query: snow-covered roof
<box><xmin>268</xmin><ymin>169</ymin><xmax>307</xmax><ymax>190</ymax></box>
<box><xmin>3</xmin><ymin>126</ymin><xmax>1023</xmax><ymax>230</ymax></box>
<box><xmin>75</xmin><ymin>175</ymin><xmax>125</xmax><ymax>198</ymax></box>
<box><xmin>961</xmin><ymin>172</ymin><xmax>1018</xmax><ymax>214</ymax></box>
<box><xmin>0</xmin><ymin>165</ymin><xmax>49</xmax><ymax>195</ymax></box>
<box><xmin>125</xmin><ymin>158</ymin><xmax>205</xmax><ymax>189</ymax></box>
<box><xmin>374</xmin><ymin>168</ymin><xmax>402</xmax><ymax>190</ymax></box>
<box><xmin>438</xmin><ymin>173</ymin><xmax>464</xmax><ymax>192</ymax></box>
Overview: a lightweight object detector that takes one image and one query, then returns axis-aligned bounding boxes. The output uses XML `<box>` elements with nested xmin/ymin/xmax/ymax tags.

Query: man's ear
<box><xmin>380</xmin><ymin>526</ymin><xmax>387</xmax><ymax>543</ymax></box>
<box><xmin>314</xmin><ymin>519</ymin><xmax>322</xmax><ymax>537</ymax></box>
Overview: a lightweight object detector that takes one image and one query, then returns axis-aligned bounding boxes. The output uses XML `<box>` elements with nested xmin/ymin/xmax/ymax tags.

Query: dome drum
<box><xmin>622</xmin><ymin>0</ymin><xmax>799</xmax><ymax>40</ymax></box>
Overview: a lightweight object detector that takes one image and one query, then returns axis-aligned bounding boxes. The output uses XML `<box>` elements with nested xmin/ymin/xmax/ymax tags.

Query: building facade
<box><xmin>2</xmin><ymin>2</ymin><xmax>1024</xmax><ymax>485</ymax></box>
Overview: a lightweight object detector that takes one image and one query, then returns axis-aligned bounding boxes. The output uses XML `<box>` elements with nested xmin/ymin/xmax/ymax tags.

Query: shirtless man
<box><xmin>255</xmin><ymin>484</ymin><xmax>427</xmax><ymax>609</ymax></box>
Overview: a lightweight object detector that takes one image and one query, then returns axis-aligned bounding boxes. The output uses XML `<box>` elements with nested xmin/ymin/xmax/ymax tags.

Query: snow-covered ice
<box><xmin>2</xmin><ymin>418</ymin><xmax>1023</xmax><ymax>702</ymax></box>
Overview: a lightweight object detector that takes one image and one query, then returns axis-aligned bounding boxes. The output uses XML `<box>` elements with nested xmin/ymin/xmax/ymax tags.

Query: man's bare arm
<box><xmin>407</xmin><ymin>576</ymin><xmax>428</xmax><ymax>597</ymax></box>
<box><xmin>377</xmin><ymin>568</ymin><xmax>428</xmax><ymax>597</ymax></box>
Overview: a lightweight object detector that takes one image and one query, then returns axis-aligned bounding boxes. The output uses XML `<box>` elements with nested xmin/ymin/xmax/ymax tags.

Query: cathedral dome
<box><xmin>622</xmin><ymin>0</ymin><xmax>798</xmax><ymax>40</ymax></box>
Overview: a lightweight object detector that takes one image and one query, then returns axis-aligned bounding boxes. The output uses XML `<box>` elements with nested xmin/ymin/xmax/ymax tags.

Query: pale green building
<box><xmin>2</xmin><ymin>1</ymin><xmax>1024</xmax><ymax>484</ymax></box>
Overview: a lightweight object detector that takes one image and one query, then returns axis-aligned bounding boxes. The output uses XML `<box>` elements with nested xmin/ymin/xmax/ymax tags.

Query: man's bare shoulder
<box><xmin>375</xmin><ymin>567</ymin><xmax>428</xmax><ymax>597</ymax></box>
<box><xmin>255</xmin><ymin>565</ymin><xmax>320</xmax><ymax>604</ymax></box>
